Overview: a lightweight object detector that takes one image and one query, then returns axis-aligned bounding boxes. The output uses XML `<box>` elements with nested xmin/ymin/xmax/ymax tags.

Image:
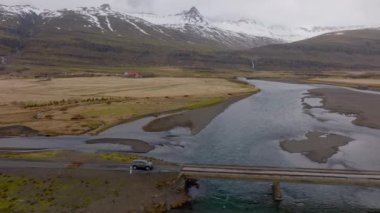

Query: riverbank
<box><xmin>85</xmin><ymin>138</ymin><xmax>154</xmax><ymax>153</ymax></box>
<box><xmin>308</xmin><ymin>87</ymin><xmax>380</xmax><ymax>129</ymax></box>
<box><xmin>143</xmin><ymin>93</ymin><xmax>254</xmax><ymax>135</ymax></box>
<box><xmin>0</xmin><ymin>77</ymin><xmax>257</xmax><ymax>137</ymax></box>
<box><xmin>245</xmin><ymin>71</ymin><xmax>380</xmax><ymax>91</ymax></box>
<box><xmin>279</xmin><ymin>86</ymin><xmax>380</xmax><ymax>163</ymax></box>
<box><xmin>0</xmin><ymin>167</ymin><xmax>188</xmax><ymax>212</ymax></box>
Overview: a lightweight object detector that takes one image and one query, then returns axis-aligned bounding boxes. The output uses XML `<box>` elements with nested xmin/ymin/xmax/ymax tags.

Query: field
<box><xmin>0</xmin><ymin>77</ymin><xmax>257</xmax><ymax>136</ymax></box>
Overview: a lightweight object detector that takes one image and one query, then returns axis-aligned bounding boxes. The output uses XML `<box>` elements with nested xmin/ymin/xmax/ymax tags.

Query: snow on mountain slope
<box><xmin>213</xmin><ymin>19</ymin><xmax>377</xmax><ymax>41</ymax></box>
<box><xmin>2</xmin><ymin>3</ymin><xmax>378</xmax><ymax>43</ymax></box>
<box><xmin>0</xmin><ymin>4</ymin><xmax>279</xmax><ymax>51</ymax></box>
<box><xmin>129</xmin><ymin>6</ymin><xmax>281</xmax><ymax>48</ymax></box>
<box><xmin>132</xmin><ymin>7</ymin><xmax>379</xmax><ymax>42</ymax></box>
<box><xmin>0</xmin><ymin>4</ymin><xmax>44</xmax><ymax>16</ymax></box>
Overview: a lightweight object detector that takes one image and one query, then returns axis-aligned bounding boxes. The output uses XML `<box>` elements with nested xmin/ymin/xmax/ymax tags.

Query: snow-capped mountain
<box><xmin>0</xmin><ymin>4</ymin><xmax>279</xmax><ymax>50</ymax></box>
<box><xmin>132</xmin><ymin>8</ymin><xmax>378</xmax><ymax>42</ymax></box>
<box><xmin>212</xmin><ymin>18</ymin><xmax>378</xmax><ymax>41</ymax></box>
<box><xmin>1</xmin><ymin>3</ymin><xmax>379</xmax><ymax>73</ymax></box>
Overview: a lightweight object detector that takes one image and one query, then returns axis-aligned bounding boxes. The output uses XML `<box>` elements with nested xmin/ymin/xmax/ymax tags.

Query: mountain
<box><xmin>133</xmin><ymin>9</ymin><xmax>378</xmax><ymax>42</ymax></box>
<box><xmin>0</xmin><ymin>4</ymin><xmax>282</xmax><ymax>74</ymax></box>
<box><xmin>189</xmin><ymin>29</ymin><xmax>380</xmax><ymax>71</ymax></box>
<box><xmin>247</xmin><ymin>29</ymin><xmax>380</xmax><ymax>71</ymax></box>
<box><xmin>211</xmin><ymin>19</ymin><xmax>377</xmax><ymax>42</ymax></box>
<box><xmin>0</xmin><ymin>4</ymin><xmax>379</xmax><ymax>74</ymax></box>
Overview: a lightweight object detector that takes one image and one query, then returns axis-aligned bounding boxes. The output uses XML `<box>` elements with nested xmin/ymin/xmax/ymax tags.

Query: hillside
<box><xmin>1</xmin><ymin>4</ymin><xmax>379</xmax><ymax>75</ymax></box>
<box><xmin>0</xmin><ymin>4</ymin><xmax>280</xmax><ymax>75</ymax></box>
<box><xmin>247</xmin><ymin>29</ymin><xmax>380</xmax><ymax>71</ymax></box>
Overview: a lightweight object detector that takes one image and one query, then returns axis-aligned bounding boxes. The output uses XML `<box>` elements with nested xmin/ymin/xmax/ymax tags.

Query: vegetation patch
<box><xmin>0</xmin><ymin>173</ymin><xmax>106</xmax><ymax>212</ymax></box>
<box><xmin>0</xmin><ymin>151</ymin><xmax>62</xmax><ymax>160</ymax></box>
<box><xmin>186</xmin><ymin>97</ymin><xmax>225</xmax><ymax>110</ymax></box>
<box><xmin>96</xmin><ymin>153</ymin><xmax>141</xmax><ymax>163</ymax></box>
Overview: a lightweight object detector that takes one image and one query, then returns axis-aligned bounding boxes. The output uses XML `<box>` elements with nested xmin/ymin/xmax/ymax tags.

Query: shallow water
<box><xmin>1</xmin><ymin>80</ymin><xmax>380</xmax><ymax>211</ymax></box>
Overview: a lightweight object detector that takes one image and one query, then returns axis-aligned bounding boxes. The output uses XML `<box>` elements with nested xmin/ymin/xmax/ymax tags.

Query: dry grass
<box><xmin>0</xmin><ymin>77</ymin><xmax>256</xmax><ymax>135</ymax></box>
<box><xmin>0</xmin><ymin>77</ymin><xmax>252</xmax><ymax>103</ymax></box>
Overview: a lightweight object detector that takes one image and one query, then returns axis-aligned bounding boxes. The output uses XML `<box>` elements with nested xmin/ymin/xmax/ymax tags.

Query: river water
<box><xmin>1</xmin><ymin>80</ymin><xmax>380</xmax><ymax>212</ymax></box>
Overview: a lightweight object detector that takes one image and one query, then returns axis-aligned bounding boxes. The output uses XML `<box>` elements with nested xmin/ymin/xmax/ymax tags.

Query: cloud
<box><xmin>1</xmin><ymin>0</ymin><xmax>380</xmax><ymax>27</ymax></box>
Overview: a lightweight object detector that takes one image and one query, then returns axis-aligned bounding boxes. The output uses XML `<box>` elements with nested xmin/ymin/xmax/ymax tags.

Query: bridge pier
<box><xmin>272</xmin><ymin>181</ymin><xmax>283</xmax><ymax>202</ymax></box>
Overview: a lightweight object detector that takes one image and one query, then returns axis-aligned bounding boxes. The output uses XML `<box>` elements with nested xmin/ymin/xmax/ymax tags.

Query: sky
<box><xmin>1</xmin><ymin>0</ymin><xmax>380</xmax><ymax>27</ymax></box>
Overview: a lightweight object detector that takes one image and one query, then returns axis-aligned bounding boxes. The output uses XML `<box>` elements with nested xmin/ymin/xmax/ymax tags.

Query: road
<box><xmin>0</xmin><ymin>159</ymin><xmax>180</xmax><ymax>173</ymax></box>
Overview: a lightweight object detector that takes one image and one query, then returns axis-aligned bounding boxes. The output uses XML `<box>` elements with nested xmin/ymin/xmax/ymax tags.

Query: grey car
<box><xmin>132</xmin><ymin>160</ymin><xmax>154</xmax><ymax>171</ymax></box>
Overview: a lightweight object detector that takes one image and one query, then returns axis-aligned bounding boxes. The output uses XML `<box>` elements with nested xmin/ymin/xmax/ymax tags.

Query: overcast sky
<box><xmin>1</xmin><ymin>0</ymin><xmax>380</xmax><ymax>26</ymax></box>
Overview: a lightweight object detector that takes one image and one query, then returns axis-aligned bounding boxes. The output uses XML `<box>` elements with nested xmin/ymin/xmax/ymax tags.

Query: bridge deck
<box><xmin>180</xmin><ymin>165</ymin><xmax>380</xmax><ymax>187</ymax></box>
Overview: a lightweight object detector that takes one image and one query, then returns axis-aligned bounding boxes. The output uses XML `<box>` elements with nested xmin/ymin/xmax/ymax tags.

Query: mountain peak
<box><xmin>180</xmin><ymin>6</ymin><xmax>204</xmax><ymax>24</ymax></box>
<box><xmin>100</xmin><ymin>4</ymin><xmax>111</xmax><ymax>11</ymax></box>
<box><xmin>189</xmin><ymin>6</ymin><xmax>200</xmax><ymax>14</ymax></box>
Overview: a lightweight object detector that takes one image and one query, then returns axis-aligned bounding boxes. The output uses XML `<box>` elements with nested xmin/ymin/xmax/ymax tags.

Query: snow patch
<box><xmin>124</xmin><ymin>18</ymin><xmax>150</xmax><ymax>35</ymax></box>
<box><xmin>84</xmin><ymin>13</ymin><xmax>104</xmax><ymax>32</ymax></box>
<box><xmin>105</xmin><ymin>16</ymin><xmax>114</xmax><ymax>32</ymax></box>
<box><xmin>0</xmin><ymin>4</ymin><xmax>43</xmax><ymax>15</ymax></box>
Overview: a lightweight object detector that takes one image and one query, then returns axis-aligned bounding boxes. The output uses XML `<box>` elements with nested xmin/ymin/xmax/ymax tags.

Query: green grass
<box><xmin>0</xmin><ymin>174</ymin><xmax>63</xmax><ymax>212</ymax></box>
<box><xmin>186</xmin><ymin>97</ymin><xmax>225</xmax><ymax>110</ymax></box>
<box><xmin>96</xmin><ymin>153</ymin><xmax>141</xmax><ymax>163</ymax></box>
<box><xmin>0</xmin><ymin>173</ymin><xmax>104</xmax><ymax>212</ymax></box>
<box><xmin>83</xmin><ymin>105</ymin><xmax>136</xmax><ymax>117</ymax></box>
<box><xmin>0</xmin><ymin>151</ymin><xmax>62</xmax><ymax>160</ymax></box>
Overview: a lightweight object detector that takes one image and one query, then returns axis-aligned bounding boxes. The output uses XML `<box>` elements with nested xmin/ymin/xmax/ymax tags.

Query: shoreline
<box><xmin>0</xmin><ymin>77</ymin><xmax>258</xmax><ymax>137</ymax></box>
<box><xmin>92</xmin><ymin>91</ymin><xmax>256</xmax><ymax>135</ymax></box>
<box><xmin>85</xmin><ymin>138</ymin><xmax>154</xmax><ymax>153</ymax></box>
<box><xmin>246</xmin><ymin>75</ymin><xmax>380</xmax><ymax>92</ymax></box>
<box><xmin>308</xmin><ymin>87</ymin><xmax>380</xmax><ymax>129</ymax></box>
<box><xmin>143</xmin><ymin>92</ymin><xmax>255</xmax><ymax>135</ymax></box>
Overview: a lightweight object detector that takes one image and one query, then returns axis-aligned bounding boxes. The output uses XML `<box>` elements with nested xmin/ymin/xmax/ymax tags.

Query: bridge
<box><xmin>179</xmin><ymin>164</ymin><xmax>380</xmax><ymax>201</ymax></box>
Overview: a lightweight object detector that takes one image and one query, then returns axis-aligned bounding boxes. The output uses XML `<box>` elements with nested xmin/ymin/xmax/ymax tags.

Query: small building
<box><xmin>124</xmin><ymin>72</ymin><xmax>143</xmax><ymax>78</ymax></box>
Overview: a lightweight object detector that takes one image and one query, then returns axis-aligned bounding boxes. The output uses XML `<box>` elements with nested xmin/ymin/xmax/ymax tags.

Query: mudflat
<box><xmin>143</xmin><ymin>94</ymin><xmax>252</xmax><ymax>135</ymax></box>
<box><xmin>308</xmin><ymin>88</ymin><xmax>380</xmax><ymax>129</ymax></box>
<box><xmin>280</xmin><ymin>132</ymin><xmax>354</xmax><ymax>163</ymax></box>
<box><xmin>86</xmin><ymin>138</ymin><xmax>154</xmax><ymax>153</ymax></box>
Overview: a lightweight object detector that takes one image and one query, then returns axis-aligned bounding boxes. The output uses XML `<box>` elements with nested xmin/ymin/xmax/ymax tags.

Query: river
<box><xmin>1</xmin><ymin>80</ymin><xmax>380</xmax><ymax>212</ymax></box>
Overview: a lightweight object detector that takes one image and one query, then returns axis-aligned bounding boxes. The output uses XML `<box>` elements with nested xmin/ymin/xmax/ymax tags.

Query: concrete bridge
<box><xmin>180</xmin><ymin>164</ymin><xmax>380</xmax><ymax>201</ymax></box>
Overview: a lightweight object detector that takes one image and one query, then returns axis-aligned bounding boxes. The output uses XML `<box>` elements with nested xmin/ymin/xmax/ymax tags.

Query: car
<box><xmin>131</xmin><ymin>160</ymin><xmax>154</xmax><ymax>171</ymax></box>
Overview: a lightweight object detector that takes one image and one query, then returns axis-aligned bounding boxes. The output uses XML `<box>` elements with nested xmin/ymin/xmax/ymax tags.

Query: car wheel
<box><xmin>145</xmin><ymin>166</ymin><xmax>151</xmax><ymax>171</ymax></box>
<box><xmin>132</xmin><ymin>166</ymin><xmax>137</xmax><ymax>170</ymax></box>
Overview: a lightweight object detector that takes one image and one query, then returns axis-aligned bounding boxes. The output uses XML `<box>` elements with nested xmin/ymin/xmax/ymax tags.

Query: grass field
<box><xmin>0</xmin><ymin>77</ymin><xmax>257</xmax><ymax>136</ymax></box>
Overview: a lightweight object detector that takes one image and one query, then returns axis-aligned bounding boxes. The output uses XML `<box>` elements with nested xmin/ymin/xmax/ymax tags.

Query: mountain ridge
<box><xmin>1</xmin><ymin>4</ymin><xmax>379</xmax><ymax>74</ymax></box>
<box><xmin>0</xmin><ymin>4</ymin><xmax>280</xmax><ymax>74</ymax></box>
